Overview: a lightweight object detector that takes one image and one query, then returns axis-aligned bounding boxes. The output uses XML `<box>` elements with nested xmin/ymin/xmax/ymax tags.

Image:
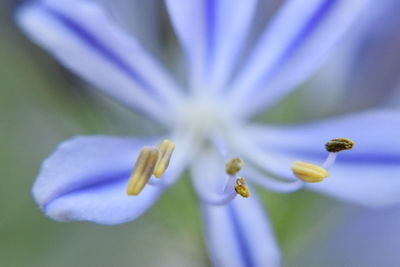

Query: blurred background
<box><xmin>1</xmin><ymin>0</ymin><xmax>400</xmax><ymax>266</ymax></box>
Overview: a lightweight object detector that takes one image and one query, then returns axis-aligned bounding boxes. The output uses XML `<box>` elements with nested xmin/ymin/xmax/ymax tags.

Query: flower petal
<box><xmin>228</xmin><ymin>0</ymin><xmax>367</xmax><ymax>117</ymax></box>
<box><xmin>190</xmin><ymin>148</ymin><xmax>226</xmax><ymax>200</ymax></box>
<box><xmin>246</xmin><ymin>110</ymin><xmax>400</xmax><ymax>207</ymax></box>
<box><xmin>45</xmin><ymin>175</ymin><xmax>162</xmax><ymax>225</ymax></box>
<box><xmin>165</xmin><ymin>0</ymin><xmax>257</xmax><ymax>91</ymax></box>
<box><xmin>17</xmin><ymin>0</ymin><xmax>183</xmax><ymax>123</ymax></box>
<box><xmin>34</xmin><ymin>136</ymin><xmax>172</xmax><ymax>224</ymax></box>
<box><xmin>201</xmin><ymin>193</ymin><xmax>280</xmax><ymax>267</ymax></box>
<box><xmin>309</xmin><ymin>205</ymin><xmax>400</xmax><ymax>267</ymax></box>
<box><xmin>98</xmin><ymin>0</ymin><xmax>162</xmax><ymax>50</ymax></box>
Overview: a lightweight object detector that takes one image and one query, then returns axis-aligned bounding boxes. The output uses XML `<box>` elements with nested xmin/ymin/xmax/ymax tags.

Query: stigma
<box><xmin>127</xmin><ymin>139</ymin><xmax>175</xmax><ymax>196</ymax></box>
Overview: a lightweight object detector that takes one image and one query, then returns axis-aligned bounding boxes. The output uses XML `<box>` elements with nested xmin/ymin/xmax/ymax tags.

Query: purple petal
<box><xmin>45</xmin><ymin>175</ymin><xmax>162</xmax><ymax>225</ymax></box>
<box><xmin>201</xmin><ymin>193</ymin><xmax>280</xmax><ymax>267</ymax></box>
<box><xmin>99</xmin><ymin>0</ymin><xmax>162</xmax><ymax>50</ymax></box>
<box><xmin>190</xmin><ymin>148</ymin><xmax>226</xmax><ymax>200</ymax></box>
<box><xmin>299</xmin><ymin>205</ymin><xmax>400</xmax><ymax>267</ymax></box>
<box><xmin>17</xmin><ymin>0</ymin><xmax>183</xmax><ymax>123</ymax></box>
<box><xmin>165</xmin><ymin>0</ymin><xmax>257</xmax><ymax>91</ymax></box>
<box><xmin>228</xmin><ymin>0</ymin><xmax>367</xmax><ymax>117</ymax></box>
<box><xmin>246</xmin><ymin>110</ymin><xmax>400</xmax><ymax>207</ymax></box>
<box><xmin>34</xmin><ymin>136</ymin><xmax>169</xmax><ymax>224</ymax></box>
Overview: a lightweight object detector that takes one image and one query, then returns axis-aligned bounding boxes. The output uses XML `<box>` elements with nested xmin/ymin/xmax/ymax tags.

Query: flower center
<box><xmin>175</xmin><ymin>97</ymin><xmax>233</xmax><ymax>142</ymax></box>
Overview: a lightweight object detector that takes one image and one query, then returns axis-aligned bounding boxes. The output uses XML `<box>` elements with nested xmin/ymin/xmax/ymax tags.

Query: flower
<box><xmin>17</xmin><ymin>0</ymin><xmax>400</xmax><ymax>266</ymax></box>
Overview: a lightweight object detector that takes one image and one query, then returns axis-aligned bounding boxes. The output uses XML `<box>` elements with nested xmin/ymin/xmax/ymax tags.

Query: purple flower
<box><xmin>17</xmin><ymin>0</ymin><xmax>399</xmax><ymax>266</ymax></box>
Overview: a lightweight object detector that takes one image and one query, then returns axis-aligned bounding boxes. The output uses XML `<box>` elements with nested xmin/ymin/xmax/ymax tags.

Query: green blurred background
<box><xmin>0</xmin><ymin>1</ymin><xmax>380</xmax><ymax>266</ymax></box>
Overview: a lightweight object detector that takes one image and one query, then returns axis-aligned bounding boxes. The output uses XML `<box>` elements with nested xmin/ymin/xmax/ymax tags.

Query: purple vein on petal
<box><xmin>256</xmin><ymin>142</ymin><xmax>400</xmax><ymax>165</ymax></box>
<box><xmin>39</xmin><ymin>2</ymin><xmax>163</xmax><ymax>101</ymax></box>
<box><xmin>271</xmin><ymin>0</ymin><xmax>338</xmax><ymax>73</ymax></box>
<box><xmin>228</xmin><ymin>204</ymin><xmax>255</xmax><ymax>267</ymax></box>
<box><xmin>290</xmin><ymin>150</ymin><xmax>400</xmax><ymax>165</ymax></box>
<box><xmin>230</xmin><ymin>0</ymin><xmax>338</xmax><ymax>95</ymax></box>
<box><xmin>204</xmin><ymin>0</ymin><xmax>216</xmax><ymax>71</ymax></box>
<box><xmin>38</xmin><ymin>171</ymin><xmax>130</xmax><ymax>209</ymax></box>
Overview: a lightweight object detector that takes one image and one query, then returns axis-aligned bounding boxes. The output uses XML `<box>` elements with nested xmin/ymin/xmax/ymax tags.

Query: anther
<box><xmin>235</xmin><ymin>177</ymin><xmax>250</xmax><ymax>198</ymax></box>
<box><xmin>127</xmin><ymin>147</ymin><xmax>159</xmax><ymax>196</ymax></box>
<box><xmin>325</xmin><ymin>138</ymin><xmax>355</xmax><ymax>153</ymax></box>
<box><xmin>291</xmin><ymin>160</ymin><xmax>329</xmax><ymax>183</ymax></box>
<box><xmin>153</xmin><ymin>139</ymin><xmax>175</xmax><ymax>178</ymax></box>
<box><xmin>225</xmin><ymin>158</ymin><xmax>244</xmax><ymax>175</ymax></box>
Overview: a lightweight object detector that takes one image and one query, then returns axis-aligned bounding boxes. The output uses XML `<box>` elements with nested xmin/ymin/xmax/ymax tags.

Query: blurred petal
<box><xmin>190</xmin><ymin>148</ymin><xmax>226</xmax><ymax>201</ymax></box>
<box><xmin>34</xmin><ymin>136</ymin><xmax>170</xmax><ymax>224</ymax></box>
<box><xmin>165</xmin><ymin>0</ymin><xmax>257</xmax><ymax>91</ymax></box>
<box><xmin>246</xmin><ymin>110</ymin><xmax>400</xmax><ymax>207</ymax></box>
<box><xmin>98</xmin><ymin>0</ymin><xmax>162</xmax><ymax>52</ymax></box>
<box><xmin>201</xmin><ymin>193</ymin><xmax>280</xmax><ymax>267</ymax></box>
<box><xmin>17</xmin><ymin>0</ymin><xmax>182</xmax><ymax>123</ymax></box>
<box><xmin>45</xmin><ymin>175</ymin><xmax>162</xmax><ymax>225</ymax></box>
<box><xmin>297</xmin><ymin>205</ymin><xmax>400</xmax><ymax>267</ymax></box>
<box><xmin>229</xmin><ymin>0</ymin><xmax>367</xmax><ymax>117</ymax></box>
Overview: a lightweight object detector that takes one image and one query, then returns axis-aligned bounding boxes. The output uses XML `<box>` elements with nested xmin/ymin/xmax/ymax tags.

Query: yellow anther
<box><xmin>235</xmin><ymin>177</ymin><xmax>250</xmax><ymax>198</ymax></box>
<box><xmin>127</xmin><ymin>147</ymin><xmax>159</xmax><ymax>196</ymax></box>
<box><xmin>225</xmin><ymin>158</ymin><xmax>244</xmax><ymax>175</ymax></box>
<box><xmin>291</xmin><ymin>160</ymin><xmax>329</xmax><ymax>183</ymax></box>
<box><xmin>325</xmin><ymin>138</ymin><xmax>355</xmax><ymax>153</ymax></box>
<box><xmin>153</xmin><ymin>139</ymin><xmax>175</xmax><ymax>178</ymax></box>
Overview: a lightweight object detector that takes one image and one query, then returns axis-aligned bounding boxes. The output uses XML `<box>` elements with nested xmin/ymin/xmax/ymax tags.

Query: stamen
<box><xmin>127</xmin><ymin>147</ymin><xmax>159</xmax><ymax>196</ymax></box>
<box><xmin>225</xmin><ymin>157</ymin><xmax>244</xmax><ymax>175</ymax></box>
<box><xmin>200</xmin><ymin>191</ymin><xmax>238</xmax><ymax>206</ymax></box>
<box><xmin>325</xmin><ymin>138</ymin><xmax>355</xmax><ymax>152</ymax></box>
<box><xmin>153</xmin><ymin>139</ymin><xmax>175</xmax><ymax>178</ymax></box>
<box><xmin>323</xmin><ymin>138</ymin><xmax>355</xmax><ymax>169</ymax></box>
<box><xmin>223</xmin><ymin>174</ymin><xmax>237</xmax><ymax>194</ymax></box>
<box><xmin>292</xmin><ymin>138</ymin><xmax>354</xmax><ymax>182</ymax></box>
<box><xmin>291</xmin><ymin>160</ymin><xmax>329</xmax><ymax>183</ymax></box>
<box><xmin>224</xmin><ymin>158</ymin><xmax>244</xmax><ymax>193</ymax></box>
<box><xmin>245</xmin><ymin>166</ymin><xmax>304</xmax><ymax>193</ymax></box>
<box><xmin>321</xmin><ymin>152</ymin><xmax>337</xmax><ymax>169</ymax></box>
<box><xmin>235</xmin><ymin>177</ymin><xmax>250</xmax><ymax>198</ymax></box>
